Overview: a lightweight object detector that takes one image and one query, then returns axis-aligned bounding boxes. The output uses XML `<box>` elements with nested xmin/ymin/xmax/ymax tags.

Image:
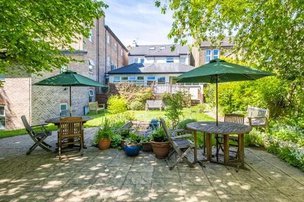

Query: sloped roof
<box><xmin>108</xmin><ymin>63</ymin><xmax>195</xmax><ymax>74</ymax></box>
<box><xmin>129</xmin><ymin>44</ymin><xmax>189</xmax><ymax>56</ymax></box>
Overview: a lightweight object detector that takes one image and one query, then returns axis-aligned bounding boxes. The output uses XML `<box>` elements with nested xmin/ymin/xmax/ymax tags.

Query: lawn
<box><xmin>84</xmin><ymin>107</ymin><xmax>213</xmax><ymax>127</ymax></box>
<box><xmin>0</xmin><ymin>106</ymin><xmax>213</xmax><ymax>138</ymax></box>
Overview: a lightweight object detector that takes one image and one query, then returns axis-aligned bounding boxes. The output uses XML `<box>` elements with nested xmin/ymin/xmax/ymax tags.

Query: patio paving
<box><xmin>0</xmin><ymin>128</ymin><xmax>303</xmax><ymax>202</ymax></box>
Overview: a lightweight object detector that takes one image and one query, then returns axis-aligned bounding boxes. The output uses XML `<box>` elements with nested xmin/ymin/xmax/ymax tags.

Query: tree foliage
<box><xmin>155</xmin><ymin>0</ymin><xmax>304</xmax><ymax>81</ymax></box>
<box><xmin>0</xmin><ymin>0</ymin><xmax>107</xmax><ymax>74</ymax></box>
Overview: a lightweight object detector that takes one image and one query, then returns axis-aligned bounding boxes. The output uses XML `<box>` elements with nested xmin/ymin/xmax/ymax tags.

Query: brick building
<box><xmin>0</xmin><ymin>18</ymin><xmax>128</xmax><ymax>130</ymax></box>
<box><xmin>191</xmin><ymin>39</ymin><xmax>234</xmax><ymax>67</ymax></box>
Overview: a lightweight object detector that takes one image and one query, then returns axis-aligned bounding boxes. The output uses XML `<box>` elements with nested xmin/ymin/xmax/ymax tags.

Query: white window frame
<box><xmin>147</xmin><ymin>76</ymin><xmax>156</xmax><ymax>81</ymax></box>
<box><xmin>157</xmin><ymin>77</ymin><xmax>166</xmax><ymax>84</ymax></box>
<box><xmin>60</xmin><ymin>103</ymin><xmax>69</xmax><ymax>116</ymax></box>
<box><xmin>205</xmin><ymin>49</ymin><xmax>211</xmax><ymax>63</ymax></box>
<box><xmin>166</xmin><ymin>57</ymin><xmax>174</xmax><ymax>63</ymax></box>
<box><xmin>0</xmin><ymin>105</ymin><xmax>5</xmax><ymax>130</ymax></box>
<box><xmin>113</xmin><ymin>76</ymin><xmax>120</xmax><ymax>82</ymax></box>
<box><xmin>213</xmin><ymin>49</ymin><xmax>220</xmax><ymax>59</ymax></box>
<box><xmin>121</xmin><ymin>76</ymin><xmax>128</xmax><ymax>81</ymax></box>
<box><xmin>128</xmin><ymin>76</ymin><xmax>136</xmax><ymax>81</ymax></box>
<box><xmin>137</xmin><ymin>76</ymin><xmax>144</xmax><ymax>81</ymax></box>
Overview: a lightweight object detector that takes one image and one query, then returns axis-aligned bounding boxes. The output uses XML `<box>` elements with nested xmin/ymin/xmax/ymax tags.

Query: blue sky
<box><xmin>104</xmin><ymin>0</ymin><xmax>173</xmax><ymax>46</ymax></box>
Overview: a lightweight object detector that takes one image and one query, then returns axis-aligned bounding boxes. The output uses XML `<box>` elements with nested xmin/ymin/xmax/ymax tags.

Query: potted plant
<box><xmin>151</xmin><ymin>128</ymin><xmax>170</xmax><ymax>159</ymax></box>
<box><xmin>124</xmin><ymin>132</ymin><xmax>141</xmax><ymax>156</ymax></box>
<box><xmin>94</xmin><ymin>118</ymin><xmax>113</xmax><ymax>150</ymax></box>
<box><xmin>141</xmin><ymin>134</ymin><xmax>152</xmax><ymax>152</ymax></box>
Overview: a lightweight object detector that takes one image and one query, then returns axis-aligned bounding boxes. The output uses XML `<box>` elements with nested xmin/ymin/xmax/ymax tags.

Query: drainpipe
<box><xmin>104</xmin><ymin>26</ymin><xmax>107</xmax><ymax>84</ymax></box>
<box><xmin>96</xmin><ymin>18</ymin><xmax>100</xmax><ymax>94</ymax></box>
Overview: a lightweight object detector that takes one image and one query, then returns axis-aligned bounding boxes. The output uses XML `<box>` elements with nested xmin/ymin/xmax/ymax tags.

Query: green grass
<box><xmin>0</xmin><ymin>107</ymin><xmax>213</xmax><ymax>139</ymax></box>
<box><xmin>0</xmin><ymin>125</ymin><xmax>57</xmax><ymax>139</ymax></box>
<box><xmin>84</xmin><ymin>107</ymin><xmax>214</xmax><ymax>128</ymax></box>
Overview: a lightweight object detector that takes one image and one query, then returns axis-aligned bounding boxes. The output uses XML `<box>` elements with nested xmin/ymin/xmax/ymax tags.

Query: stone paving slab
<box><xmin>0</xmin><ymin>128</ymin><xmax>303</xmax><ymax>201</ymax></box>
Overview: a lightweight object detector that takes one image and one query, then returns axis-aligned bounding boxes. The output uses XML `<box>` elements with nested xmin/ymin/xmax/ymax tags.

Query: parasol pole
<box><xmin>69</xmin><ymin>86</ymin><xmax>72</xmax><ymax>116</ymax></box>
<box><xmin>215</xmin><ymin>75</ymin><xmax>219</xmax><ymax>126</ymax></box>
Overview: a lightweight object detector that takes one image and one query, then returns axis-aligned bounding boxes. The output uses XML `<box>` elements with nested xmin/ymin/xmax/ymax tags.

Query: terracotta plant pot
<box><xmin>142</xmin><ymin>142</ymin><xmax>153</xmax><ymax>152</ymax></box>
<box><xmin>98</xmin><ymin>138</ymin><xmax>111</xmax><ymax>150</ymax></box>
<box><xmin>151</xmin><ymin>141</ymin><xmax>170</xmax><ymax>159</ymax></box>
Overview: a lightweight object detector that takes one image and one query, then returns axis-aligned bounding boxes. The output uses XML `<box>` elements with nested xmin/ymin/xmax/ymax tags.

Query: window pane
<box><xmin>128</xmin><ymin>76</ymin><xmax>136</xmax><ymax>81</ymax></box>
<box><xmin>166</xmin><ymin>57</ymin><xmax>174</xmax><ymax>63</ymax></box>
<box><xmin>205</xmin><ymin>49</ymin><xmax>211</xmax><ymax>63</ymax></box>
<box><xmin>147</xmin><ymin>76</ymin><xmax>155</xmax><ymax>81</ymax></box>
<box><xmin>60</xmin><ymin>104</ymin><xmax>67</xmax><ymax>111</ymax></box>
<box><xmin>140</xmin><ymin>58</ymin><xmax>144</xmax><ymax>64</ymax></box>
<box><xmin>213</xmin><ymin>49</ymin><xmax>219</xmax><ymax>59</ymax></box>
<box><xmin>0</xmin><ymin>106</ymin><xmax>4</xmax><ymax>116</ymax></box>
<box><xmin>137</xmin><ymin>76</ymin><xmax>144</xmax><ymax>80</ymax></box>
<box><xmin>114</xmin><ymin>76</ymin><xmax>120</xmax><ymax>82</ymax></box>
<box><xmin>0</xmin><ymin>117</ymin><xmax>5</xmax><ymax>129</ymax></box>
<box><xmin>121</xmin><ymin>77</ymin><xmax>128</xmax><ymax>81</ymax></box>
<box><xmin>158</xmin><ymin>77</ymin><xmax>166</xmax><ymax>84</ymax></box>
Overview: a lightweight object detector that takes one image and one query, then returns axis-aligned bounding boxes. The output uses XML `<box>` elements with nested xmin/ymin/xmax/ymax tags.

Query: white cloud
<box><xmin>104</xmin><ymin>0</ymin><xmax>174</xmax><ymax>46</ymax></box>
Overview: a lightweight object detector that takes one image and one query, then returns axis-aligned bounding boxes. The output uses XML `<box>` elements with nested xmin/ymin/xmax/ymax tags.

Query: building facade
<box><xmin>191</xmin><ymin>40</ymin><xmax>234</xmax><ymax>67</ymax></box>
<box><xmin>0</xmin><ymin>18</ymin><xmax>128</xmax><ymax>130</ymax></box>
<box><xmin>128</xmin><ymin>44</ymin><xmax>190</xmax><ymax>65</ymax></box>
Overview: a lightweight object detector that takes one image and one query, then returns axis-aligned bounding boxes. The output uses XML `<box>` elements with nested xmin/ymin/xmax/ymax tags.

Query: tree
<box><xmin>0</xmin><ymin>0</ymin><xmax>107</xmax><ymax>74</ymax></box>
<box><xmin>155</xmin><ymin>0</ymin><xmax>304</xmax><ymax>81</ymax></box>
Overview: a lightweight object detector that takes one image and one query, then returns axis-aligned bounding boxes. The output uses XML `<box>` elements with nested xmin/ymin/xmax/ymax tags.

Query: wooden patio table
<box><xmin>187</xmin><ymin>121</ymin><xmax>252</xmax><ymax>167</ymax></box>
<box><xmin>45</xmin><ymin>116</ymin><xmax>91</xmax><ymax>149</ymax></box>
<box><xmin>45</xmin><ymin>116</ymin><xmax>91</xmax><ymax>125</ymax></box>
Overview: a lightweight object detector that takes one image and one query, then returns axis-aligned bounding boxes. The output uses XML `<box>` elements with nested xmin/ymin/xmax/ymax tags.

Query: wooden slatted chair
<box><xmin>160</xmin><ymin>118</ymin><xmax>195</xmax><ymax>170</ymax></box>
<box><xmin>58</xmin><ymin>117</ymin><xmax>84</xmax><ymax>160</ymax></box>
<box><xmin>89</xmin><ymin>102</ymin><xmax>104</xmax><ymax>114</ymax></box>
<box><xmin>215</xmin><ymin>114</ymin><xmax>245</xmax><ymax>161</ymax></box>
<box><xmin>21</xmin><ymin>115</ymin><xmax>52</xmax><ymax>155</ymax></box>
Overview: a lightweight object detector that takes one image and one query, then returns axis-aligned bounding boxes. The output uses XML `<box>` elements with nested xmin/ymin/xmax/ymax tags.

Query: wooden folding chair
<box><xmin>160</xmin><ymin>118</ymin><xmax>195</xmax><ymax>170</ymax></box>
<box><xmin>58</xmin><ymin>117</ymin><xmax>84</xmax><ymax>160</ymax></box>
<box><xmin>215</xmin><ymin>114</ymin><xmax>245</xmax><ymax>161</ymax></box>
<box><xmin>21</xmin><ymin>115</ymin><xmax>52</xmax><ymax>155</ymax></box>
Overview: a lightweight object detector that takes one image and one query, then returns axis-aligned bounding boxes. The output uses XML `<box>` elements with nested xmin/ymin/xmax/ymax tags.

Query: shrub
<box><xmin>162</xmin><ymin>92</ymin><xmax>185</xmax><ymax>128</ymax></box>
<box><xmin>107</xmin><ymin>95</ymin><xmax>127</xmax><ymax>114</ymax></box>
<box><xmin>152</xmin><ymin>128</ymin><xmax>167</xmax><ymax>142</ymax></box>
<box><xmin>129</xmin><ymin>100</ymin><xmax>144</xmax><ymax>110</ymax></box>
<box><xmin>93</xmin><ymin>118</ymin><xmax>113</xmax><ymax>144</ymax></box>
<box><xmin>111</xmin><ymin>134</ymin><xmax>122</xmax><ymax>148</ymax></box>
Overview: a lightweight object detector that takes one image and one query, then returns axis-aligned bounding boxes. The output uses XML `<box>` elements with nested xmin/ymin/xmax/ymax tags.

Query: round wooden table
<box><xmin>45</xmin><ymin>116</ymin><xmax>91</xmax><ymax>125</ymax></box>
<box><xmin>187</xmin><ymin>121</ymin><xmax>252</xmax><ymax>167</ymax></box>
